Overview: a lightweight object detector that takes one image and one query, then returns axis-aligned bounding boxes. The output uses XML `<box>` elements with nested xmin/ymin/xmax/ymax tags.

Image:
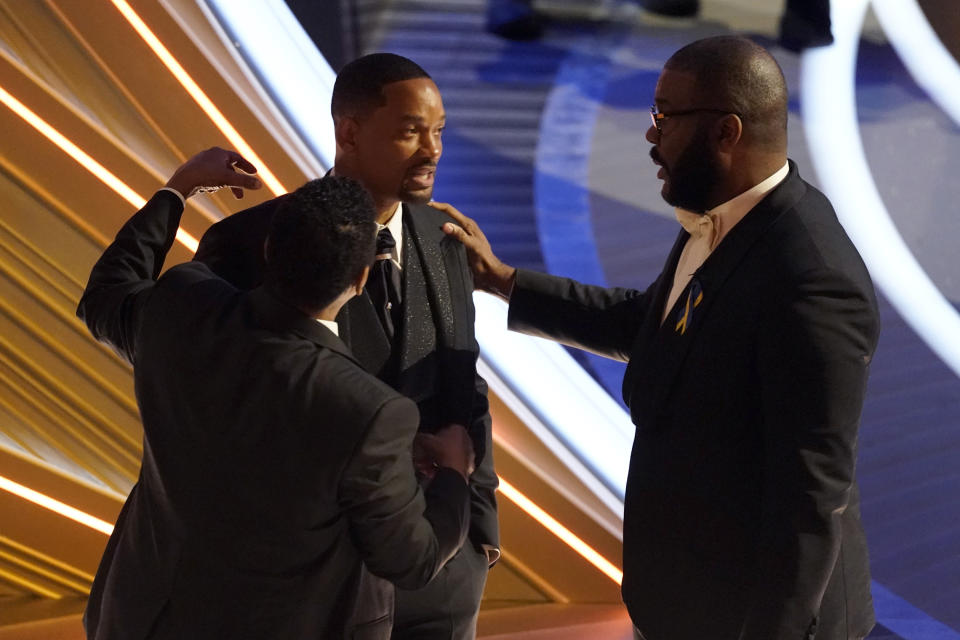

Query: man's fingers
<box><xmin>167</xmin><ymin>147</ymin><xmax>262</xmax><ymax>199</ymax></box>
<box><xmin>223</xmin><ymin>171</ymin><xmax>262</xmax><ymax>191</ymax></box>
<box><xmin>442</xmin><ymin>222</ymin><xmax>467</xmax><ymax>242</ymax></box>
<box><xmin>429</xmin><ymin>201</ymin><xmax>471</xmax><ymax>228</ymax></box>
<box><xmin>229</xmin><ymin>153</ymin><xmax>258</xmax><ymax>176</ymax></box>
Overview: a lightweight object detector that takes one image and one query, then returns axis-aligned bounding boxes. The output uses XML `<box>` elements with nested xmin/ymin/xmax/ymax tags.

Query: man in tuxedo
<box><xmin>439</xmin><ymin>36</ymin><xmax>879</xmax><ymax>640</ymax></box>
<box><xmin>193</xmin><ymin>54</ymin><xmax>498</xmax><ymax>639</ymax></box>
<box><xmin>77</xmin><ymin>148</ymin><xmax>474</xmax><ymax>640</ymax></box>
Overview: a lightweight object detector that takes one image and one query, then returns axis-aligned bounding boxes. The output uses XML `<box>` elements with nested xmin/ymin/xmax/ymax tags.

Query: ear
<box><xmin>715</xmin><ymin>113</ymin><xmax>743</xmax><ymax>152</ymax></box>
<box><xmin>354</xmin><ymin>264</ymin><xmax>370</xmax><ymax>295</ymax></box>
<box><xmin>335</xmin><ymin>116</ymin><xmax>360</xmax><ymax>152</ymax></box>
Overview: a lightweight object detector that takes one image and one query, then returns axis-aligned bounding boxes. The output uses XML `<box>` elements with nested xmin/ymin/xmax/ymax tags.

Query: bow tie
<box><xmin>675</xmin><ymin>208</ymin><xmax>720</xmax><ymax>250</ymax></box>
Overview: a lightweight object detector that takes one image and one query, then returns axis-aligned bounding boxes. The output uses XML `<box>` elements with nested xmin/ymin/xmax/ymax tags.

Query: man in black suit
<box><xmin>77</xmin><ymin>148</ymin><xmax>474</xmax><ymax>639</ymax></box>
<box><xmin>193</xmin><ymin>54</ymin><xmax>498</xmax><ymax>639</ymax></box>
<box><xmin>439</xmin><ymin>36</ymin><xmax>879</xmax><ymax>640</ymax></box>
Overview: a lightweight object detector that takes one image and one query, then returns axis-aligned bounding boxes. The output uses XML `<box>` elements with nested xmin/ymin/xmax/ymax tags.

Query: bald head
<box><xmin>664</xmin><ymin>36</ymin><xmax>788</xmax><ymax>152</ymax></box>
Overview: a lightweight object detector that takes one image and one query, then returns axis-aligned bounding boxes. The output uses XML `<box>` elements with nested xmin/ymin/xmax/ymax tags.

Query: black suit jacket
<box><xmin>194</xmin><ymin>197</ymin><xmax>499</xmax><ymax>554</ymax></box>
<box><xmin>77</xmin><ymin>190</ymin><xmax>471</xmax><ymax>640</ymax></box>
<box><xmin>508</xmin><ymin>162</ymin><xmax>879</xmax><ymax>640</ymax></box>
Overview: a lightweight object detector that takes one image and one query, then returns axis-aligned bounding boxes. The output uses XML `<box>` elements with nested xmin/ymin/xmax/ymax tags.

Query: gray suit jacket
<box><xmin>77</xmin><ymin>190</ymin><xmax>470</xmax><ymax>640</ymax></box>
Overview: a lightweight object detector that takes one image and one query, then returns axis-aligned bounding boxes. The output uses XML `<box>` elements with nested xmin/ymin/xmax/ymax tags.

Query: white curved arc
<box><xmin>871</xmin><ymin>0</ymin><xmax>960</xmax><ymax>126</ymax></box>
<box><xmin>800</xmin><ymin>0</ymin><xmax>960</xmax><ymax>379</ymax></box>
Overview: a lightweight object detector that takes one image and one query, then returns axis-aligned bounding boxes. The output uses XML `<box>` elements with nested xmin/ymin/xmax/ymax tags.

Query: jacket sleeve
<box><xmin>76</xmin><ymin>190</ymin><xmax>185</xmax><ymax>364</ymax></box>
<box><xmin>507</xmin><ymin>268</ymin><xmax>654</xmax><ymax>362</ymax></box>
<box><xmin>741</xmin><ymin>267</ymin><xmax>879</xmax><ymax>639</ymax></box>
<box><xmin>339</xmin><ymin>395</ymin><xmax>471</xmax><ymax>590</ymax></box>
<box><xmin>466</xmin><ymin>372</ymin><xmax>498</xmax><ymax>558</ymax></box>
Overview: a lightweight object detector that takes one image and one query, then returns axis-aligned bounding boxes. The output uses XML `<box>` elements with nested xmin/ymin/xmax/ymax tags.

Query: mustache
<box><xmin>649</xmin><ymin>147</ymin><xmax>663</xmax><ymax>165</ymax></box>
<box><xmin>409</xmin><ymin>160</ymin><xmax>438</xmax><ymax>171</ymax></box>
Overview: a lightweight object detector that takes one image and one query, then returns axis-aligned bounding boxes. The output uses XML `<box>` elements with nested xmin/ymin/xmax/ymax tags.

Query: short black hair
<box><xmin>264</xmin><ymin>176</ymin><xmax>376</xmax><ymax>314</ymax></box>
<box><xmin>665</xmin><ymin>36</ymin><xmax>788</xmax><ymax>150</ymax></box>
<box><xmin>331</xmin><ymin>52</ymin><xmax>431</xmax><ymax>121</ymax></box>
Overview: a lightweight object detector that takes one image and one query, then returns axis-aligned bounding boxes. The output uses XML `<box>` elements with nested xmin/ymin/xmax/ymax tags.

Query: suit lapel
<box><xmin>642</xmin><ymin>163</ymin><xmax>806</xmax><ymax>416</ymax></box>
<box><xmin>396</xmin><ymin>215</ymin><xmax>438</xmax><ymax>401</ymax></box>
<box><xmin>401</xmin><ymin>204</ymin><xmax>479</xmax><ymax>429</ymax></box>
<box><xmin>404</xmin><ymin>204</ymin><xmax>458</xmax><ymax>348</ymax></box>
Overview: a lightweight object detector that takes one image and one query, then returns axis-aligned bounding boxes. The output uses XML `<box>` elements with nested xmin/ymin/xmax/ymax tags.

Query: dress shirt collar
<box><xmin>329</xmin><ymin>166</ymin><xmax>404</xmax><ymax>267</ymax></box>
<box><xmin>317</xmin><ymin>319</ymin><xmax>339</xmax><ymax>336</ymax></box>
<box><xmin>674</xmin><ymin>161</ymin><xmax>789</xmax><ymax>250</ymax></box>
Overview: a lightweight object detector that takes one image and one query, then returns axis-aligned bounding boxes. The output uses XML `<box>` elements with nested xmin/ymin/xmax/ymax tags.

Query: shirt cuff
<box><xmin>481</xmin><ymin>543</ymin><xmax>501</xmax><ymax>567</ymax></box>
<box><xmin>158</xmin><ymin>187</ymin><xmax>186</xmax><ymax>206</ymax></box>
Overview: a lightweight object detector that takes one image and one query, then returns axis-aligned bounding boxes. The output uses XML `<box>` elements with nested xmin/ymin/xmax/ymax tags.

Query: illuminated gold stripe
<box><xmin>498</xmin><ymin>476</ymin><xmax>623</xmax><ymax>585</ymax></box>
<box><xmin>0</xmin><ymin>535</ymin><xmax>96</xmax><ymax>583</ymax></box>
<box><xmin>0</xmin><ymin>149</ymin><xmax>110</xmax><ymax>249</ymax></box>
<box><xmin>0</xmin><ymin>336</ymin><xmax>141</xmax><ymax>461</ymax></box>
<box><xmin>0</xmin><ymin>394</ymin><xmax>119</xmax><ymax>490</ymax></box>
<box><xmin>0</xmin><ymin>566</ymin><xmax>62</xmax><ymax>599</ymax></box>
<box><xmin>0</xmin><ymin>358</ymin><xmax>140</xmax><ymax>474</ymax></box>
<box><xmin>497</xmin><ymin>547</ymin><xmax>570</xmax><ymax>603</ymax></box>
<box><xmin>0</xmin><ymin>222</ymin><xmax>84</xmax><ymax>304</ymax></box>
<box><xmin>110</xmin><ymin>0</ymin><xmax>287</xmax><ymax>198</ymax></box>
<box><xmin>0</xmin><ymin>474</ymin><xmax>114</xmax><ymax>535</ymax></box>
<box><xmin>0</xmin><ymin>548</ymin><xmax>91</xmax><ymax>594</ymax></box>
<box><xmin>0</xmin><ymin>267</ymin><xmax>140</xmax><ymax>420</ymax></box>
<box><xmin>44</xmin><ymin>0</ymin><xmax>189</xmax><ymax>173</ymax></box>
<box><xmin>0</xmin><ymin>419</ymin><xmax>38</xmax><ymax>459</ymax></box>
<box><xmin>0</xmin><ymin>83</ymin><xmax>198</xmax><ymax>252</ymax></box>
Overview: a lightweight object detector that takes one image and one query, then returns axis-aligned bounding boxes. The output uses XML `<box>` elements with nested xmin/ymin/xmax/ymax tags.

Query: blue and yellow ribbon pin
<box><xmin>674</xmin><ymin>279</ymin><xmax>703</xmax><ymax>335</ymax></box>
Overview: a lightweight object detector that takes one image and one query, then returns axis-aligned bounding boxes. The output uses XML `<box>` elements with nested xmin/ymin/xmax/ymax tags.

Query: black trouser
<box><xmin>392</xmin><ymin>544</ymin><xmax>489</xmax><ymax>640</ymax></box>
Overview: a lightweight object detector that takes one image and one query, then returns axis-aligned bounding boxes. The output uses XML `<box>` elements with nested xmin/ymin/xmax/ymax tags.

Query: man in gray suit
<box><xmin>78</xmin><ymin>148</ymin><xmax>473</xmax><ymax>639</ymax></box>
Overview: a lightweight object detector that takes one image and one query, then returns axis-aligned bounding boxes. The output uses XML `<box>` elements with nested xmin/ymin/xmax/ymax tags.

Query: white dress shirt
<box><xmin>662</xmin><ymin>162</ymin><xmax>789</xmax><ymax>322</ymax></box>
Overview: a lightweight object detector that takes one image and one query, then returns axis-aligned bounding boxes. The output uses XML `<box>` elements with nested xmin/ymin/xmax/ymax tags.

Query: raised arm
<box><xmin>76</xmin><ymin>148</ymin><xmax>261</xmax><ymax>362</ymax></box>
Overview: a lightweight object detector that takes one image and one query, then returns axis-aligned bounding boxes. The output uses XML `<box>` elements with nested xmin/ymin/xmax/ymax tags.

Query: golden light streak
<box><xmin>0</xmin><ymin>86</ymin><xmax>143</xmax><ymax>208</ymax></box>
<box><xmin>0</xmin><ymin>471</ymin><xmax>618</xmax><ymax>587</ymax></box>
<box><xmin>0</xmin><ymin>566</ymin><xmax>61</xmax><ymax>599</ymax></box>
<box><xmin>111</xmin><ymin>0</ymin><xmax>287</xmax><ymax>197</ymax></box>
<box><xmin>498</xmin><ymin>476</ymin><xmax>623</xmax><ymax>585</ymax></box>
<box><xmin>176</xmin><ymin>227</ymin><xmax>199</xmax><ymax>253</ymax></box>
<box><xmin>0</xmin><ymin>535</ymin><xmax>96</xmax><ymax>582</ymax></box>
<box><xmin>0</xmin><ymin>84</ymin><xmax>199</xmax><ymax>252</ymax></box>
<box><xmin>0</xmin><ymin>547</ymin><xmax>91</xmax><ymax>594</ymax></box>
<box><xmin>0</xmin><ymin>475</ymin><xmax>114</xmax><ymax>535</ymax></box>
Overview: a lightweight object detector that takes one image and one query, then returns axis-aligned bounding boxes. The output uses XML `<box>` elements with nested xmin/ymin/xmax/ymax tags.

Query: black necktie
<box><xmin>368</xmin><ymin>227</ymin><xmax>403</xmax><ymax>340</ymax></box>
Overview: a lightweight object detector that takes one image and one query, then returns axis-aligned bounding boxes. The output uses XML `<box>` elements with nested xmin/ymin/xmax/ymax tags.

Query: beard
<box><xmin>658</xmin><ymin>126</ymin><xmax>722</xmax><ymax>213</ymax></box>
<box><xmin>399</xmin><ymin>161</ymin><xmax>437</xmax><ymax>204</ymax></box>
<box><xmin>400</xmin><ymin>185</ymin><xmax>434</xmax><ymax>204</ymax></box>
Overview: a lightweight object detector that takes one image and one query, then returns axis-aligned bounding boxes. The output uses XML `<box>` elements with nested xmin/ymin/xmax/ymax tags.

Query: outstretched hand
<box><xmin>430</xmin><ymin>202</ymin><xmax>516</xmax><ymax>299</ymax></box>
<box><xmin>165</xmin><ymin>147</ymin><xmax>263</xmax><ymax>200</ymax></box>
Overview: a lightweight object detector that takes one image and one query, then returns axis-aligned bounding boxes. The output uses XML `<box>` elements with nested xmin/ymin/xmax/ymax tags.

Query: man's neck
<box><xmin>710</xmin><ymin>154</ymin><xmax>787</xmax><ymax>209</ymax></box>
<box><xmin>330</xmin><ymin>160</ymin><xmax>400</xmax><ymax>225</ymax></box>
<box><xmin>377</xmin><ymin>199</ymin><xmax>402</xmax><ymax>225</ymax></box>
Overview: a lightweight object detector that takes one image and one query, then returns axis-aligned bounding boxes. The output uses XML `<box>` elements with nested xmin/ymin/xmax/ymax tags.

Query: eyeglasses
<box><xmin>649</xmin><ymin>106</ymin><xmax>738</xmax><ymax>135</ymax></box>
